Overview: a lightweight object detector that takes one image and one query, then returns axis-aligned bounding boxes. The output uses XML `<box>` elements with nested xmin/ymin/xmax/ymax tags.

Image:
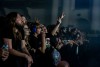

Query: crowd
<box><xmin>0</xmin><ymin>12</ymin><xmax>88</xmax><ymax>67</ymax></box>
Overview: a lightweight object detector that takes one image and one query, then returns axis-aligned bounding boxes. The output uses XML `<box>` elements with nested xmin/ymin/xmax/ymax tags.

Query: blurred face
<box><xmin>41</xmin><ymin>25</ymin><xmax>48</xmax><ymax>33</ymax></box>
<box><xmin>15</xmin><ymin>14</ymin><xmax>23</xmax><ymax>25</ymax></box>
<box><xmin>22</xmin><ymin>16</ymin><xmax>27</xmax><ymax>24</ymax></box>
<box><xmin>24</xmin><ymin>25</ymin><xmax>30</xmax><ymax>36</ymax></box>
<box><xmin>36</xmin><ymin>27</ymin><xmax>41</xmax><ymax>35</ymax></box>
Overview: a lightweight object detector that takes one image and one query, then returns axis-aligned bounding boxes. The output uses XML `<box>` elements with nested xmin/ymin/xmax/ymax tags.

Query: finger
<box><xmin>61</xmin><ymin>12</ymin><xmax>65</xmax><ymax>18</ymax></box>
<box><xmin>2</xmin><ymin>52</ymin><xmax>9</xmax><ymax>55</ymax></box>
<box><xmin>3</xmin><ymin>52</ymin><xmax>9</xmax><ymax>54</ymax></box>
<box><xmin>2</xmin><ymin>54</ymin><xmax>8</xmax><ymax>58</ymax></box>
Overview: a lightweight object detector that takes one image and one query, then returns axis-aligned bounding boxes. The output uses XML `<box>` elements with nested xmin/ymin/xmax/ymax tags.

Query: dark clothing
<box><xmin>2</xmin><ymin>24</ymin><xmax>27</xmax><ymax>67</ymax></box>
<box><xmin>46</xmin><ymin>33</ymin><xmax>59</xmax><ymax>48</ymax></box>
<box><xmin>29</xmin><ymin>34</ymin><xmax>41</xmax><ymax>49</ymax></box>
<box><xmin>59</xmin><ymin>33</ymin><xmax>80</xmax><ymax>67</ymax></box>
<box><xmin>3</xmin><ymin>25</ymin><xmax>24</xmax><ymax>51</ymax></box>
<box><xmin>0</xmin><ymin>26</ymin><xmax>9</xmax><ymax>67</ymax></box>
<box><xmin>45</xmin><ymin>33</ymin><xmax>61</xmax><ymax>67</ymax></box>
<box><xmin>29</xmin><ymin>34</ymin><xmax>45</xmax><ymax>67</ymax></box>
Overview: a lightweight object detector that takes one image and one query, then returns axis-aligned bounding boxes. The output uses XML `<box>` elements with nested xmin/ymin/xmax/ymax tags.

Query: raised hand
<box><xmin>35</xmin><ymin>17</ymin><xmax>40</xmax><ymax>23</ymax></box>
<box><xmin>57</xmin><ymin>12</ymin><xmax>65</xmax><ymax>24</ymax></box>
<box><xmin>60</xmin><ymin>12</ymin><xmax>65</xmax><ymax>19</ymax></box>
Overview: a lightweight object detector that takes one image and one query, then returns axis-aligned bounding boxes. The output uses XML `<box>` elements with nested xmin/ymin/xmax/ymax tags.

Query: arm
<box><xmin>21</xmin><ymin>40</ymin><xmax>33</xmax><ymax>66</ymax></box>
<box><xmin>21</xmin><ymin>40</ymin><xmax>31</xmax><ymax>56</ymax></box>
<box><xmin>39</xmin><ymin>32</ymin><xmax>46</xmax><ymax>53</ymax></box>
<box><xmin>0</xmin><ymin>47</ymin><xmax>9</xmax><ymax>61</ymax></box>
<box><xmin>3</xmin><ymin>38</ymin><xmax>26</xmax><ymax>57</ymax></box>
<box><xmin>51</xmin><ymin>13</ymin><xmax>65</xmax><ymax>36</ymax></box>
<box><xmin>4</xmin><ymin>38</ymin><xmax>33</xmax><ymax>65</ymax></box>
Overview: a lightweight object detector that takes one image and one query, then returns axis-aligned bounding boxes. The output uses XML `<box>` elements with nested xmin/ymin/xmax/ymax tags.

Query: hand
<box><xmin>57</xmin><ymin>12</ymin><xmax>65</xmax><ymax>24</ymax></box>
<box><xmin>35</xmin><ymin>17</ymin><xmax>40</xmax><ymax>23</ymax></box>
<box><xmin>41</xmin><ymin>32</ymin><xmax>46</xmax><ymax>37</ymax></box>
<box><xmin>25</xmin><ymin>54</ymin><xmax>33</xmax><ymax>65</ymax></box>
<box><xmin>1</xmin><ymin>50</ymin><xmax>9</xmax><ymax>61</ymax></box>
<box><xmin>60</xmin><ymin>12</ymin><xmax>65</xmax><ymax>19</ymax></box>
<box><xmin>28</xmin><ymin>55</ymin><xmax>33</xmax><ymax>67</ymax></box>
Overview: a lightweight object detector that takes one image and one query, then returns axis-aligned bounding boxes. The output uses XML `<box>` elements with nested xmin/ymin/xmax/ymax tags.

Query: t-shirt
<box><xmin>2</xmin><ymin>24</ymin><xmax>24</xmax><ymax>51</ymax></box>
<box><xmin>29</xmin><ymin>34</ymin><xmax>42</xmax><ymax>49</ymax></box>
<box><xmin>29</xmin><ymin>33</ymin><xmax>45</xmax><ymax>67</ymax></box>
<box><xmin>2</xmin><ymin>24</ymin><xmax>25</xmax><ymax>67</ymax></box>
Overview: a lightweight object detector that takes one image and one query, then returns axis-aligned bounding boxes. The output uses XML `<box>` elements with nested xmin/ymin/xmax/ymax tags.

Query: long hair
<box><xmin>6</xmin><ymin>12</ymin><xmax>22</xmax><ymax>40</ymax></box>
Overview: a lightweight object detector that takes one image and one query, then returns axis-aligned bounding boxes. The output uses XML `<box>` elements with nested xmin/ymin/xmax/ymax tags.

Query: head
<box><xmin>41</xmin><ymin>24</ymin><xmax>48</xmax><ymax>33</ymax></box>
<box><xmin>23</xmin><ymin>25</ymin><xmax>30</xmax><ymax>36</ymax></box>
<box><xmin>31</xmin><ymin>22</ymin><xmax>41</xmax><ymax>35</ymax></box>
<box><xmin>57</xmin><ymin>61</ymin><xmax>70</xmax><ymax>67</ymax></box>
<box><xmin>60</xmin><ymin>27</ymin><xmax>67</xmax><ymax>34</ymax></box>
<box><xmin>21</xmin><ymin>15</ymin><xmax>27</xmax><ymax>25</ymax></box>
<box><xmin>70</xmin><ymin>28</ymin><xmax>78</xmax><ymax>35</ymax></box>
<box><xmin>6</xmin><ymin>12</ymin><xmax>23</xmax><ymax>26</ymax></box>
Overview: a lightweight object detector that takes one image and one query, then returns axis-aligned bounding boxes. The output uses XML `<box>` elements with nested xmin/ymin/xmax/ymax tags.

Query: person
<box><xmin>0</xmin><ymin>16</ymin><xmax>9</xmax><ymax>67</ymax></box>
<box><xmin>2</xmin><ymin>12</ymin><xmax>33</xmax><ymax>67</ymax></box>
<box><xmin>29</xmin><ymin>21</ymin><xmax>46</xmax><ymax>67</ymax></box>
<box><xmin>21</xmin><ymin>15</ymin><xmax>31</xmax><ymax>51</ymax></box>
<box><xmin>44</xmin><ymin>13</ymin><xmax>69</xmax><ymax>67</ymax></box>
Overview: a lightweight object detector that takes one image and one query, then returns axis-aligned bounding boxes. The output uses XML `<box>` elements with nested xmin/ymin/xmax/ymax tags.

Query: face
<box><xmin>22</xmin><ymin>16</ymin><xmax>27</xmax><ymax>24</ymax></box>
<box><xmin>41</xmin><ymin>25</ymin><xmax>48</xmax><ymax>33</ymax></box>
<box><xmin>24</xmin><ymin>25</ymin><xmax>30</xmax><ymax>36</ymax></box>
<box><xmin>36</xmin><ymin>27</ymin><xmax>41</xmax><ymax>35</ymax></box>
<box><xmin>15</xmin><ymin>14</ymin><xmax>23</xmax><ymax>25</ymax></box>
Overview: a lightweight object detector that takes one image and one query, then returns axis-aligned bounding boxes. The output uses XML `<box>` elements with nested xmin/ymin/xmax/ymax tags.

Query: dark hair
<box><xmin>6</xmin><ymin>12</ymin><xmax>22</xmax><ymax>40</ymax></box>
<box><xmin>70</xmin><ymin>28</ymin><xmax>77</xmax><ymax>33</ymax></box>
<box><xmin>6</xmin><ymin>12</ymin><xmax>19</xmax><ymax>24</ymax></box>
<box><xmin>30</xmin><ymin>22</ymin><xmax>41</xmax><ymax>33</ymax></box>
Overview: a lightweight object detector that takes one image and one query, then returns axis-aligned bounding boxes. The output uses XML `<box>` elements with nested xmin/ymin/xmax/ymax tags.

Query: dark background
<box><xmin>0</xmin><ymin>0</ymin><xmax>100</xmax><ymax>67</ymax></box>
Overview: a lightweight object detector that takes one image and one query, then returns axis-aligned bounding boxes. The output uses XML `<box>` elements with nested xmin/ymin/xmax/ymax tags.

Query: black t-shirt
<box><xmin>29</xmin><ymin>34</ymin><xmax>42</xmax><ymax>49</ymax></box>
<box><xmin>1</xmin><ymin>24</ymin><xmax>25</xmax><ymax>67</ymax></box>
<box><xmin>0</xmin><ymin>33</ymin><xmax>3</xmax><ymax>48</ymax></box>
<box><xmin>2</xmin><ymin>24</ymin><xmax>24</xmax><ymax>51</ymax></box>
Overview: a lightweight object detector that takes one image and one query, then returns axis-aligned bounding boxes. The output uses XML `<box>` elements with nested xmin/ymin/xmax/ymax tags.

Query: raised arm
<box><xmin>51</xmin><ymin>13</ymin><xmax>65</xmax><ymax>36</ymax></box>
